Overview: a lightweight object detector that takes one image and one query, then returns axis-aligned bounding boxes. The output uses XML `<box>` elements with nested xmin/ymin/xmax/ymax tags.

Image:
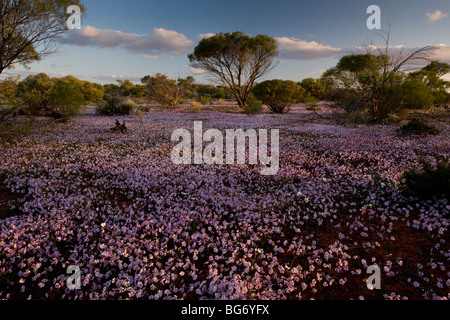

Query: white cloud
<box><xmin>314</xmin><ymin>69</ymin><xmax>327</xmax><ymax>76</ymax></box>
<box><xmin>275</xmin><ymin>37</ymin><xmax>342</xmax><ymax>60</ymax></box>
<box><xmin>190</xmin><ymin>67</ymin><xmax>208</xmax><ymax>75</ymax></box>
<box><xmin>61</xmin><ymin>26</ymin><xmax>194</xmax><ymax>58</ymax></box>
<box><xmin>196</xmin><ymin>33</ymin><xmax>216</xmax><ymax>42</ymax></box>
<box><xmin>432</xmin><ymin>44</ymin><xmax>450</xmax><ymax>62</ymax></box>
<box><xmin>426</xmin><ymin>10</ymin><xmax>448</xmax><ymax>22</ymax></box>
<box><xmin>3</xmin><ymin>70</ymin><xmax>69</xmax><ymax>78</ymax></box>
<box><xmin>92</xmin><ymin>74</ymin><xmax>142</xmax><ymax>83</ymax></box>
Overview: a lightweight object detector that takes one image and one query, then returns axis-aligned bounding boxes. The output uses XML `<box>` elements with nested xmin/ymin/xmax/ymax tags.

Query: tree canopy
<box><xmin>253</xmin><ymin>80</ymin><xmax>304</xmax><ymax>113</ymax></box>
<box><xmin>322</xmin><ymin>37</ymin><xmax>441</xmax><ymax>120</ymax></box>
<box><xmin>188</xmin><ymin>32</ymin><xmax>278</xmax><ymax>107</ymax></box>
<box><xmin>0</xmin><ymin>0</ymin><xmax>85</xmax><ymax>74</ymax></box>
<box><xmin>141</xmin><ymin>74</ymin><xmax>194</xmax><ymax>108</ymax></box>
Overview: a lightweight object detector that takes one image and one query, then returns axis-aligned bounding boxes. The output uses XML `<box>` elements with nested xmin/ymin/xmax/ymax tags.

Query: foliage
<box><xmin>14</xmin><ymin>73</ymin><xmax>104</xmax><ymax>119</ymax></box>
<box><xmin>116</xmin><ymin>80</ymin><xmax>146</xmax><ymax>98</ymax></box>
<box><xmin>321</xmin><ymin>33</ymin><xmax>441</xmax><ymax>121</ymax></box>
<box><xmin>0</xmin><ymin>76</ymin><xmax>20</xmax><ymax>121</ymax></box>
<box><xmin>48</xmin><ymin>78</ymin><xmax>85</xmax><ymax>119</ymax></box>
<box><xmin>185</xmin><ymin>101</ymin><xmax>203</xmax><ymax>112</ymax></box>
<box><xmin>303</xmin><ymin>96</ymin><xmax>320</xmax><ymax>111</ymax></box>
<box><xmin>299</xmin><ymin>78</ymin><xmax>327</xmax><ymax>101</ymax></box>
<box><xmin>397</xmin><ymin>118</ymin><xmax>440</xmax><ymax>136</ymax></box>
<box><xmin>15</xmin><ymin>73</ymin><xmax>55</xmax><ymax>114</ymax></box>
<box><xmin>82</xmin><ymin>82</ymin><xmax>104</xmax><ymax>102</ymax></box>
<box><xmin>141</xmin><ymin>74</ymin><xmax>194</xmax><ymax>108</ymax></box>
<box><xmin>253</xmin><ymin>79</ymin><xmax>304</xmax><ymax>113</ymax></box>
<box><xmin>409</xmin><ymin>61</ymin><xmax>450</xmax><ymax>108</ymax></box>
<box><xmin>0</xmin><ymin>0</ymin><xmax>85</xmax><ymax>75</ymax></box>
<box><xmin>189</xmin><ymin>32</ymin><xmax>278</xmax><ymax>107</ymax></box>
<box><xmin>402</xmin><ymin>157</ymin><xmax>450</xmax><ymax>201</ymax></box>
<box><xmin>197</xmin><ymin>96</ymin><xmax>212</xmax><ymax>105</ymax></box>
<box><xmin>96</xmin><ymin>96</ymin><xmax>134</xmax><ymax>116</ymax></box>
<box><xmin>244</xmin><ymin>100</ymin><xmax>263</xmax><ymax>115</ymax></box>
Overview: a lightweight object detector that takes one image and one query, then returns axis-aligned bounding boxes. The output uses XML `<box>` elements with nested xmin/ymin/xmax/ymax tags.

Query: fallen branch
<box><xmin>111</xmin><ymin>119</ymin><xmax>128</xmax><ymax>133</ymax></box>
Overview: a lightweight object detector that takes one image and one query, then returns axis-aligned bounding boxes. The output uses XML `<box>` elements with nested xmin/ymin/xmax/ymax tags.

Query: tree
<box><xmin>0</xmin><ymin>0</ymin><xmax>85</xmax><ymax>75</ymax></box>
<box><xmin>49</xmin><ymin>76</ymin><xmax>85</xmax><ymax>119</ymax></box>
<box><xmin>188</xmin><ymin>32</ymin><xmax>278</xmax><ymax>108</ymax></box>
<box><xmin>0</xmin><ymin>75</ymin><xmax>19</xmax><ymax>103</ymax></box>
<box><xmin>253</xmin><ymin>80</ymin><xmax>304</xmax><ymax>113</ymax></box>
<box><xmin>81</xmin><ymin>81</ymin><xmax>104</xmax><ymax>102</ymax></box>
<box><xmin>322</xmin><ymin>30</ymin><xmax>437</xmax><ymax>120</ymax></box>
<box><xmin>15</xmin><ymin>73</ymin><xmax>54</xmax><ymax>114</ymax></box>
<box><xmin>141</xmin><ymin>73</ymin><xmax>193</xmax><ymax>108</ymax></box>
<box><xmin>15</xmin><ymin>73</ymin><xmax>87</xmax><ymax>118</ymax></box>
<box><xmin>410</xmin><ymin>61</ymin><xmax>450</xmax><ymax>107</ymax></box>
<box><xmin>0</xmin><ymin>75</ymin><xmax>20</xmax><ymax>121</ymax></box>
<box><xmin>299</xmin><ymin>78</ymin><xmax>327</xmax><ymax>101</ymax></box>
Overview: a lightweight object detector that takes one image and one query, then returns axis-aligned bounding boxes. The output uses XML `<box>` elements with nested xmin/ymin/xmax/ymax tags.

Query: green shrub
<box><xmin>198</xmin><ymin>96</ymin><xmax>212</xmax><ymax>105</ymax></box>
<box><xmin>402</xmin><ymin>157</ymin><xmax>450</xmax><ymax>201</ymax></box>
<box><xmin>244</xmin><ymin>101</ymin><xmax>263</xmax><ymax>115</ymax></box>
<box><xmin>304</xmin><ymin>96</ymin><xmax>320</xmax><ymax>111</ymax></box>
<box><xmin>215</xmin><ymin>98</ymin><xmax>226</xmax><ymax>106</ymax></box>
<box><xmin>15</xmin><ymin>74</ymin><xmax>92</xmax><ymax>119</ymax></box>
<box><xmin>253</xmin><ymin>80</ymin><xmax>304</xmax><ymax>114</ymax></box>
<box><xmin>48</xmin><ymin>81</ymin><xmax>85</xmax><ymax>119</ymax></box>
<box><xmin>397</xmin><ymin>118</ymin><xmax>440</xmax><ymax>136</ymax></box>
<box><xmin>96</xmin><ymin>95</ymin><xmax>134</xmax><ymax>115</ymax></box>
<box><xmin>186</xmin><ymin>101</ymin><xmax>203</xmax><ymax>112</ymax></box>
<box><xmin>15</xmin><ymin>73</ymin><xmax>54</xmax><ymax>114</ymax></box>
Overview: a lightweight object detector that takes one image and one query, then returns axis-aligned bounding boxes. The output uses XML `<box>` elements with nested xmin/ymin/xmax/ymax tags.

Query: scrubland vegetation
<box><xmin>0</xmin><ymin>10</ymin><xmax>449</xmax><ymax>300</ymax></box>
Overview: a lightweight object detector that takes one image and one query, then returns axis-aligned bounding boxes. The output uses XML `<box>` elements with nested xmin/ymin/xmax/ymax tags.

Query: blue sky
<box><xmin>6</xmin><ymin>0</ymin><xmax>450</xmax><ymax>84</ymax></box>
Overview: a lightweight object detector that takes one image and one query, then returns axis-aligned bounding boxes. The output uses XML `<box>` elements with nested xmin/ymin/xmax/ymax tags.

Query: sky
<box><xmin>4</xmin><ymin>0</ymin><xmax>450</xmax><ymax>84</ymax></box>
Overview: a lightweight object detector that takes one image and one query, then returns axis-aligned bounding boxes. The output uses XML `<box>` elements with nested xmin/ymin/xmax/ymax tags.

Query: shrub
<box><xmin>402</xmin><ymin>157</ymin><xmax>450</xmax><ymax>201</ymax></box>
<box><xmin>397</xmin><ymin>118</ymin><xmax>440</xmax><ymax>136</ymax></box>
<box><xmin>298</xmin><ymin>78</ymin><xmax>327</xmax><ymax>100</ymax></box>
<box><xmin>427</xmin><ymin>107</ymin><xmax>447</xmax><ymax>118</ymax></box>
<box><xmin>304</xmin><ymin>96</ymin><xmax>320</xmax><ymax>111</ymax></box>
<box><xmin>198</xmin><ymin>96</ymin><xmax>212</xmax><ymax>105</ymax></box>
<box><xmin>0</xmin><ymin>76</ymin><xmax>20</xmax><ymax>122</ymax></box>
<box><xmin>48</xmin><ymin>80</ymin><xmax>85</xmax><ymax>119</ymax></box>
<box><xmin>186</xmin><ymin>101</ymin><xmax>203</xmax><ymax>112</ymax></box>
<box><xmin>141</xmin><ymin>74</ymin><xmax>193</xmax><ymax>108</ymax></box>
<box><xmin>96</xmin><ymin>96</ymin><xmax>134</xmax><ymax>116</ymax></box>
<box><xmin>330</xmin><ymin>108</ymin><xmax>373</xmax><ymax>125</ymax></box>
<box><xmin>244</xmin><ymin>101</ymin><xmax>263</xmax><ymax>115</ymax></box>
<box><xmin>215</xmin><ymin>98</ymin><xmax>226</xmax><ymax>106</ymax></box>
<box><xmin>253</xmin><ymin>80</ymin><xmax>304</xmax><ymax>114</ymax></box>
<box><xmin>346</xmin><ymin>111</ymin><xmax>373</xmax><ymax>125</ymax></box>
<box><xmin>15</xmin><ymin>74</ymin><xmax>93</xmax><ymax>119</ymax></box>
<box><xmin>15</xmin><ymin>73</ymin><xmax>54</xmax><ymax>114</ymax></box>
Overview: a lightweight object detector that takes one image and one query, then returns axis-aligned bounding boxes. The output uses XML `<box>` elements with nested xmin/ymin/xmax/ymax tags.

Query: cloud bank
<box><xmin>275</xmin><ymin>37</ymin><xmax>342</xmax><ymax>60</ymax></box>
<box><xmin>61</xmin><ymin>26</ymin><xmax>194</xmax><ymax>58</ymax></box>
<box><xmin>61</xmin><ymin>27</ymin><xmax>344</xmax><ymax>61</ymax></box>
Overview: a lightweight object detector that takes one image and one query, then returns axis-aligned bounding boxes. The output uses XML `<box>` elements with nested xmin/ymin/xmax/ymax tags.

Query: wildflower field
<box><xmin>0</xmin><ymin>108</ymin><xmax>449</xmax><ymax>300</ymax></box>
